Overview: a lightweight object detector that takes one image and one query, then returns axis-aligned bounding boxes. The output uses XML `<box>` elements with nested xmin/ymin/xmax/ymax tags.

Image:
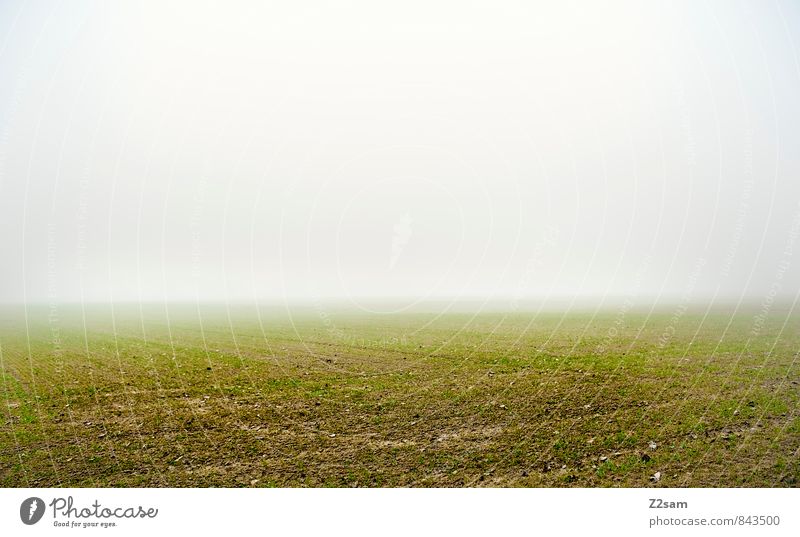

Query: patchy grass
<box><xmin>0</xmin><ymin>303</ymin><xmax>798</xmax><ymax>487</ymax></box>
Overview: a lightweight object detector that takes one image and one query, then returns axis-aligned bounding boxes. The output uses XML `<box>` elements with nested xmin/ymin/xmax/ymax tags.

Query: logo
<box><xmin>20</xmin><ymin>497</ymin><xmax>45</xmax><ymax>525</ymax></box>
<box><xmin>390</xmin><ymin>213</ymin><xmax>413</xmax><ymax>269</ymax></box>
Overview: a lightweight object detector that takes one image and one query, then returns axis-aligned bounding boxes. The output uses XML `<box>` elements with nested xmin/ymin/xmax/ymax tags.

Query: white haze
<box><xmin>1</xmin><ymin>1</ymin><xmax>800</xmax><ymax>311</ymax></box>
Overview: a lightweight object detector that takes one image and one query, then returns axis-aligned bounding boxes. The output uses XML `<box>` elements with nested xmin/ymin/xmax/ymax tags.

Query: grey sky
<box><xmin>1</xmin><ymin>1</ymin><xmax>800</xmax><ymax>308</ymax></box>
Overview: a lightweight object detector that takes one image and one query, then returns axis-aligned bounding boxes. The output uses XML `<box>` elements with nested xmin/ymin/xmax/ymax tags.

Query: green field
<box><xmin>1</xmin><ymin>303</ymin><xmax>798</xmax><ymax>487</ymax></box>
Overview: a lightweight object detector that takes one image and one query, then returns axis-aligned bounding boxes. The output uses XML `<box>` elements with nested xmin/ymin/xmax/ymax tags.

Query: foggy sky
<box><xmin>1</xmin><ymin>1</ymin><xmax>800</xmax><ymax>308</ymax></box>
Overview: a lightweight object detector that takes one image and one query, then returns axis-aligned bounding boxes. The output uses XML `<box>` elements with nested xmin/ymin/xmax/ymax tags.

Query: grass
<box><xmin>0</xmin><ymin>302</ymin><xmax>798</xmax><ymax>487</ymax></box>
